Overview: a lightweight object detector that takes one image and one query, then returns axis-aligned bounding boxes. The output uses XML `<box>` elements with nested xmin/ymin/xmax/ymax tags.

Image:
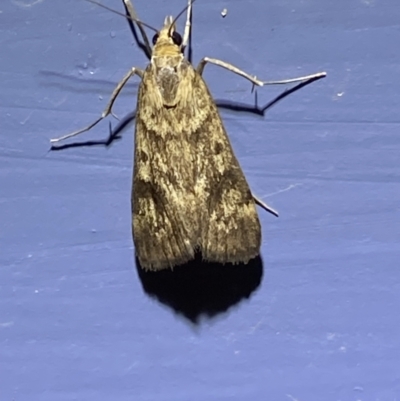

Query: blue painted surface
<box><xmin>1</xmin><ymin>0</ymin><xmax>399</xmax><ymax>400</ymax></box>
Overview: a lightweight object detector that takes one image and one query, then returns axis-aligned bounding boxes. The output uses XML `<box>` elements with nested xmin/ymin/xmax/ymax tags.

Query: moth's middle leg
<box><xmin>196</xmin><ymin>57</ymin><xmax>326</xmax><ymax>88</ymax></box>
<box><xmin>50</xmin><ymin>67</ymin><xmax>143</xmax><ymax>143</ymax></box>
<box><xmin>196</xmin><ymin>58</ymin><xmax>293</xmax><ymax>217</ymax></box>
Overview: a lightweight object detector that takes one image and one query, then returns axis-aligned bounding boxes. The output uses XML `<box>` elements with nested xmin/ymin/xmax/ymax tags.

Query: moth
<box><xmin>51</xmin><ymin>0</ymin><xmax>326</xmax><ymax>271</ymax></box>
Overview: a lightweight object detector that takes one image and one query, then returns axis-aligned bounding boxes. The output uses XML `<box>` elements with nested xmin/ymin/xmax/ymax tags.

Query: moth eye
<box><xmin>171</xmin><ymin>31</ymin><xmax>182</xmax><ymax>46</ymax></box>
<box><xmin>152</xmin><ymin>33</ymin><xmax>159</xmax><ymax>45</ymax></box>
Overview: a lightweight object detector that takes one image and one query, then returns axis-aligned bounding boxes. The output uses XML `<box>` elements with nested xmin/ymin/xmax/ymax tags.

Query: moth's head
<box><xmin>152</xmin><ymin>16</ymin><xmax>183</xmax><ymax>55</ymax></box>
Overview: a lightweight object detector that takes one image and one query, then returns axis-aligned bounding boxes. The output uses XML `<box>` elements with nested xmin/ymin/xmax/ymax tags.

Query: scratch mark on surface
<box><xmin>332</xmin><ymin>67</ymin><xmax>351</xmax><ymax>101</ymax></box>
<box><xmin>12</xmin><ymin>0</ymin><xmax>44</xmax><ymax>8</ymax></box>
<box><xmin>0</xmin><ymin>321</ymin><xmax>14</xmax><ymax>328</ymax></box>
<box><xmin>248</xmin><ymin>318</ymin><xmax>264</xmax><ymax>334</ymax></box>
<box><xmin>264</xmin><ymin>183</ymin><xmax>303</xmax><ymax>198</ymax></box>
<box><xmin>43</xmin><ymin>94</ymin><xmax>69</xmax><ymax>108</ymax></box>
<box><xmin>20</xmin><ymin>111</ymin><xmax>33</xmax><ymax>125</ymax></box>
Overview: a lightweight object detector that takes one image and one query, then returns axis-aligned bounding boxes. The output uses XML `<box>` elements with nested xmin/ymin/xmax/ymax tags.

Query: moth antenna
<box><xmin>168</xmin><ymin>0</ymin><xmax>197</xmax><ymax>38</ymax></box>
<box><xmin>85</xmin><ymin>0</ymin><xmax>158</xmax><ymax>33</ymax></box>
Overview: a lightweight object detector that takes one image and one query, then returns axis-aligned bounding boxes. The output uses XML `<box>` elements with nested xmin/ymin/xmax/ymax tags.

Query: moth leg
<box><xmin>196</xmin><ymin>57</ymin><xmax>326</xmax><ymax>87</ymax></box>
<box><xmin>50</xmin><ymin>67</ymin><xmax>143</xmax><ymax>143</ymax></box>
<box><xmin>196</xmin><ymin>59</ymin><xmax>325</xmax><ymax>216</ymax></box>
<box><xmin>181</xmin><ymin>0</ymin><xmax>193</xmax><ymax>51</ymax></box>
<box><xmin>122</xmin><ymin>0</ymin><xmax>152</xmax><ymax>57</ymax></box>
<box><xmin>253</xmin><ymin>194</ymin><xmax>279</xmax><ymax>217</ymax></box>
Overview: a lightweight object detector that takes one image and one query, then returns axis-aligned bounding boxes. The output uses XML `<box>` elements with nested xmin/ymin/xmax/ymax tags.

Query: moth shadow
<box><xmin>49</xmin><ymin>76</ymin><xmax>318</xmax><ymax>151</ymax></box>
<box><xmin>49</xmin><ymin>98</ymin><xmax>272</xmax><ymax>151</ymax></box>
<box><xmin>50</xmin><ymin>111</ymin><xmax>136</xmax><ymax>151</ymax></box>
<box><xmin>39</xmin><ymin>70</ymin><xmax>139</xmax><ymax>93</ymax></box>
<box><xmin>135</xmin><ymin>253</ymin><xmax>263</xmax><ymax>324</ymax></box>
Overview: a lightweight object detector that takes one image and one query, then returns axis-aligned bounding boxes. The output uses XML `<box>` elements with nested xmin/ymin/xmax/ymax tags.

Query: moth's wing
<box><xmin>194</xmin><ymin>74</ymin><xmax>262</xmax><ymax>264</ymax></box>
<box><xmin>131</xmin><ymin>62</ymin><xmax>261</xmax><ymax>269</ymax></box>
<box><xmin>132</xmin><ymin>116</ymin><xmax>197</xmax><ymax>271</ymax></box>
<box><xmin>131</xmin><ymin>71</ymin><xmax>197</xmax><ymax>271</ymax></box>
<box><xmin>133</xmin><ymin>178</ymin><xmax>197</xmax><ymax>271</ymax></box>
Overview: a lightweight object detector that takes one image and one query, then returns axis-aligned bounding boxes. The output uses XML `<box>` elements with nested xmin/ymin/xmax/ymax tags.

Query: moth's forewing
<box><xmin>132</xmin><ymin>55</ymin><xmax>260</xmax><ymax>270</ymax></box>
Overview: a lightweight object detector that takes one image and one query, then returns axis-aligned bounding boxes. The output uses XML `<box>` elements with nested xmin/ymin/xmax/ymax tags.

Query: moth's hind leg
<box><xmin>50</xmin><ymin>67</ymin><xmax>143</xmax><ymax>143</ymax></box>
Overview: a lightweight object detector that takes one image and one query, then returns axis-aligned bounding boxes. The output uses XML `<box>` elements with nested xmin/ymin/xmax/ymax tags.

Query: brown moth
<box><xmin>50</xmin><ymin>0</ymin><xmax>326</xmax><ymax>271</ymax></box>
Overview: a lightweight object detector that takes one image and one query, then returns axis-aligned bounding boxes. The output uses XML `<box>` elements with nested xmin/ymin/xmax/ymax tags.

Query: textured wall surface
<box><xmin>1</xmin><ymin>0</ymin><xmax>399</xmax><ymax>400</ymax></box>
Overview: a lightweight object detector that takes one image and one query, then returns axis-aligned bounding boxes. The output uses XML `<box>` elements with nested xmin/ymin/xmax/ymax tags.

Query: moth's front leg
<box><xmin>122</xmin><ymin>0</ymin><xmax>152</xmax><ymax>59</ymax></box>
<box><xmin>181</xmin><ymin>0</ymin><xmax>193</xmax><ymax>52</ymax></box>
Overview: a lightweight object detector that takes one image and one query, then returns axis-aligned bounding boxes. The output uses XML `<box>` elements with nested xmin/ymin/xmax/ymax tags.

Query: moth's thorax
<box><xmin>149</xmin><ymin>18</ymin><xmax>187</xmax><ymax>107</ymax></box>
<box><xmin>151</xmin><ymin>51</ymin><xmax>185</xmax><ymax>107</ymax></box>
